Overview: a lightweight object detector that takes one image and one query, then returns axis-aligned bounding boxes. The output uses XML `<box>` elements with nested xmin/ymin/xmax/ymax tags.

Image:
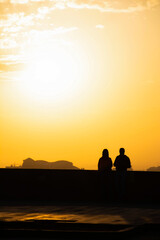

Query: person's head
<box><xmin>102</xmin><ymin>149</ymin><xmax>109</xmax><ymax>157</ymax></box>
<box><xmin>119</xmin><ymin>148</ymin><xmax>125</xmax><ymax>155</ymax></box>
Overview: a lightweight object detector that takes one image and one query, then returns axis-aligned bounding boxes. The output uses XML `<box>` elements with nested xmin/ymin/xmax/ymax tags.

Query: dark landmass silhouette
<box><xmin>147</xmin><ymin>166</ymin><xmax>160</xmax><ymax>172</ymax></box>
<box><xmin>22</xmin><ymin>158</ymin><xmax>79</xmax><ymax>169</ymax></box>
<box><xmin>6</xmin><ymin>158</ymin><xmax>79</xmax><ymax>170</ymax></box>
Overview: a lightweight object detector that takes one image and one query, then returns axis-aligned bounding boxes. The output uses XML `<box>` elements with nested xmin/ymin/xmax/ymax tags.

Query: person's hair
<box><xmin>120</xmin><ymin>148</ymin><xmax>125</xmax><ymax>155</ymax></box>
<box><xmin>102</xmin><ymin>149</ymin><xmax>109</xmax><ymax>157</ymax></box>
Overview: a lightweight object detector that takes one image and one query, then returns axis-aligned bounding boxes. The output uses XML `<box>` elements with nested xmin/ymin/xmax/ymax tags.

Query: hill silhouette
<box><xmin>21</xmin><ymin>158</ymin><xmax>79</xmax><ymax>169</ymax></box>
<box><xmin>147</xmin><ymin>166</ymin><xmax>160</xmax><ymax>172</ymax></box>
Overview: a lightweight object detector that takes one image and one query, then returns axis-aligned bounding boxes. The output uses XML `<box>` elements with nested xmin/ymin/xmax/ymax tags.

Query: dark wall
<box><xmin>0</xmin><ymin>169</ymin><xmax>159</xmax><ymax>203</ymax></box>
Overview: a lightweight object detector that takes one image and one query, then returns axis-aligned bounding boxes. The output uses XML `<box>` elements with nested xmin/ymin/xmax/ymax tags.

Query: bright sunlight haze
<box><xmin>0</xmin><ymin>0</ymin><xmax>160</xmax><ymax>170</ymax></box>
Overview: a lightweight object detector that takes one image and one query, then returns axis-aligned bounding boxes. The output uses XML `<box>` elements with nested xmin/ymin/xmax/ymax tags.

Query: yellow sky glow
<box><xmin>0</xmin><ymin>0</ymin><xmax>160</xmax><ymax>170</ymax></box>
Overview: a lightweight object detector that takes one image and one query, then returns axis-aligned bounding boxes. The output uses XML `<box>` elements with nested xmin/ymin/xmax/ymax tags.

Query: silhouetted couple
<box><xmin>98</xmin><ymin>148</ymin><xmax>131</xmax><ymax>172</ymax></box>
<box><xmin>98</xmin><ymin>148</ymin><xmax>131</xmax><ymax>200</ymax></box>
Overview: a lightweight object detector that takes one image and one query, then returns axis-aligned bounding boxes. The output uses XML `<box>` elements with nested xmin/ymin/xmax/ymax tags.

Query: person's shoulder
<box><xmin>114</xmin><ymin>155</ymin><xmax>119</xmax><ymax>163</ymax></box>
<box><xmin>124</xmin><ymin>155</ymin><xmax>130</xmax><ymax>160</ymax></box>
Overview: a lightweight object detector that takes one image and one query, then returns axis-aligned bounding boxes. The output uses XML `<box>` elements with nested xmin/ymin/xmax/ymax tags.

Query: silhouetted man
<box><xmin>114</xmin><ymin>148</ymin><xmax>131</xmax><ymax>200</ymax></box>
<box><xmin>114</xmin><ymin>148</ymin><xmax>131</xmax><ymax>171</ymax></box>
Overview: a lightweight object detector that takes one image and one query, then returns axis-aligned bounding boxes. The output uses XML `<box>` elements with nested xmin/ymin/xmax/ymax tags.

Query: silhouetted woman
<box><xmin>98</xmin><ymin>149</ymin><xmax>113</xmax><ymax>200</ymax></box>
<box><xmin>98</xmin><ymin>149</ymin><xmax>112</xmax><ymax>172</ymax></box>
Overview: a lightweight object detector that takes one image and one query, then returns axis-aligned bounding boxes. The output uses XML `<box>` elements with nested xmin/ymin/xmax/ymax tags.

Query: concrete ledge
<box><xmin>0</xmin><ymin>169</ymin><xmax>159</xmax><ymax>202</ymax></box>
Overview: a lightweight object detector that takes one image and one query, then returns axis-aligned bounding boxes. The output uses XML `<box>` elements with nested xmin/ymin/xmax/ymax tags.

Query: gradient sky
<box><xmin>0</xmin><ymin>0</ymin><xmax>160</xmax><ymax>170</ymax></box>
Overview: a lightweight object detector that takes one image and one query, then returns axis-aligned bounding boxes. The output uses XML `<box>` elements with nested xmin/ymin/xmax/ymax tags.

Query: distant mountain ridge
<box><xmin>21</xmin><ymin>158</ymin><xmax>79</xmax><ymax>170</ymax></box>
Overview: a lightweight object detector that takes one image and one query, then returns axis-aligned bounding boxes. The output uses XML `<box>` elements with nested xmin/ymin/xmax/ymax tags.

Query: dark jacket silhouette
<box><xmin>114</xmin><ymin>148</ymin><xmax>131</xmax><ymax>171</ymax></box>
<box><xmin>98</xmin><ymin>149</ymin><xmax>112</xmax><ymax>171</ymax></box>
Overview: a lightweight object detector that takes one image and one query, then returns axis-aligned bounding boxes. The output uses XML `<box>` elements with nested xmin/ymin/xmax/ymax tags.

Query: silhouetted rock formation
<box><xmin>147</xmin><ymin>166</ymin><xmax>160</xmax><ymax>172</ymax></box>
<box><xmin>22</xmin><ymin>158</ymin><xmax>79</xmax><ymax>170</ymax></box>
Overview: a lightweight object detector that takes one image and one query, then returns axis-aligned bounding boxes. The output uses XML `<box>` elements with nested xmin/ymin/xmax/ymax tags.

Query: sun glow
<box><xmin>18</xmin><ymin>45</ymin><xmax>84</xmax><ymax>103</ymax></box>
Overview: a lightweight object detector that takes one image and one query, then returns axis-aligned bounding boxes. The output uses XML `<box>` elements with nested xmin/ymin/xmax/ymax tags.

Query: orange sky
<box><xmin>0</xmin><ymin>0</ymin><xmax>160</xmax><ymax>170</ymax></box>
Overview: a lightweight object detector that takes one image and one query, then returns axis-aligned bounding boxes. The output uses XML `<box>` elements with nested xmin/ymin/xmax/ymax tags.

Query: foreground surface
<box><xmin>0</xmin><ymin>202</ymin><xmax>160</xmax><ymax>239</ymax></box>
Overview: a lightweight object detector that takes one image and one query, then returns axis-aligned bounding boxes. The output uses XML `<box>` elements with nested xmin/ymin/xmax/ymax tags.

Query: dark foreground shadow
<box><xmin>0</xmin><ymin>169</ymin><xmax>160</xmax><ymax>203</ymax></box>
